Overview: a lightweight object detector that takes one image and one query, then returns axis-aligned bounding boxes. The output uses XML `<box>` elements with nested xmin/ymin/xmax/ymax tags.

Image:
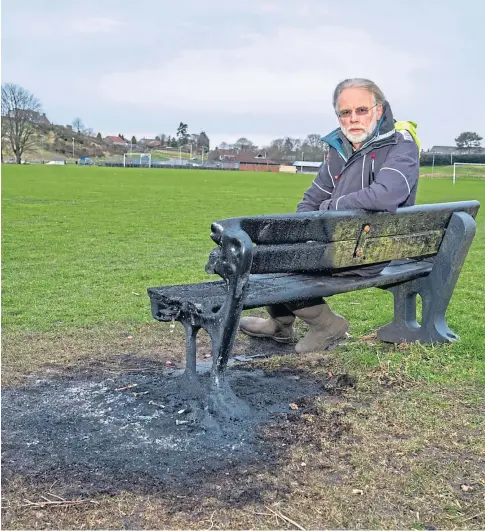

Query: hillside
<box><xmin>1</xmin><ymin>122</ymin><xmax>194</xmax><ymax>163</ymax></box>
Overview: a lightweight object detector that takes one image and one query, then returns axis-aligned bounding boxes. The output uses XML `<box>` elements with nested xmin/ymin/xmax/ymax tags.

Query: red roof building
<box><xmin>104</xmin><ymin>136</ymin><xmax>129</xmax><ymax>145</ymax></box>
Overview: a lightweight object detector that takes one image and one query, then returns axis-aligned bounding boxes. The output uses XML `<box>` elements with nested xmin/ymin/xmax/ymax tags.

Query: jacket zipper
<box><xmin>338</xmin><ymin>136</ymin><xmax>397</xmax><ymax>174</ymax></box>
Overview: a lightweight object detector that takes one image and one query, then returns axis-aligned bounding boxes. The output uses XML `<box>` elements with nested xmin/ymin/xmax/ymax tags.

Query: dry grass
<box><xmin>1</xmin><ymin>323</ymin><xmax>195</xmax><ymax>387</ymax></box>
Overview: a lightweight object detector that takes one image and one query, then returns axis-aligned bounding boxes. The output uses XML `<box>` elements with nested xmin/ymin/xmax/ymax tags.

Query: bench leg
<box><xmin>206</xmin><ymin>229</ymin><xmax>254</xmax><ymax>419</ymax></box>
<box><xmin>378</xmin><ymin>211</ymin><xmax>476</xmax><ymax>344</ymax></box>
<box><xmin>206</xmin><ymin>298</ymin><xmax>252</xmax><ymax>419</ymax></box>
<box><xmin>182</xmin><ymin>323</ymin><xmax>200</xmax><ymax>379</ymax></box>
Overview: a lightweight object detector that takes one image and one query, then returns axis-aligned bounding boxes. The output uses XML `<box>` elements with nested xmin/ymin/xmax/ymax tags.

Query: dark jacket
<box><xmin>297</xmin><ymin>102</ymin><xmax>419</xmax><ymax>214</ymax></box>
<box><xmin>297</xmin><ymin>102</ymin><xmax>420</xmax><ymax>277</ymax></box>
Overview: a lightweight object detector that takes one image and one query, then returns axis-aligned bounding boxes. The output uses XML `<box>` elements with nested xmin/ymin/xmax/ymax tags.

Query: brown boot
<box><xmin>239</xmin><ymin>311</ymin><xmax>295</xmax><ymax>343</ymax></box>
<box><xmin>293</xmin><ymin>303</ymin><xmax>348</xmax><ymax>354</ymax></box>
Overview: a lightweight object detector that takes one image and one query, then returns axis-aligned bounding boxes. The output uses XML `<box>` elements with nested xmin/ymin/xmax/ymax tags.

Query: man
<box><xmin>239</xmin><ymin>78</ymin><xmax>420</xmax><ymax>354</ymax></box>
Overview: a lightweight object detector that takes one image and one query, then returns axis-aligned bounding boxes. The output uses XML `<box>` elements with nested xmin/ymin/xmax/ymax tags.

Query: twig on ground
<box><xmin>1</xmin><ymin>494</ymin><xmax>100</xmax><ymax>509</ymax></box>
<box><xmin>242</xmin><ymin>509</ymin><xmax>273</xmax><ymax>517</ymax></box>
<box><xmin>148</xmin><ymin>400</ymin><xmax>166</xmax><ymax>408</ymax></box>
<box><xmin>114</xmin><ymin>384</ymin><xmax>137</xmax><ymax>391</ymax></box>
<box><xmin>205</xmin><ymin>510</ymin><xmax>216</xmax><ymax>530</ymax></box>
<box><xmin>461</xmin><ymin>511</ymin><xmax>484</xmax><ymax>523</ymax></box>
<box><xmin>47</xmin><ymin>493</ymin><xmax>66</xmax><ymax>501</ymax></box>
<box><xmin>265</xmin><ymin>505</ymin><xmax>307</xmax><ymax>531</ymax></box>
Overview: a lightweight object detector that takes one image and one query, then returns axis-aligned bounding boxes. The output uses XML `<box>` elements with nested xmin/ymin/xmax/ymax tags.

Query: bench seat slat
<box><xmin>148</xmin><ymin>260</ymin><xmax>433</xmax><ymax>320</ymax></box>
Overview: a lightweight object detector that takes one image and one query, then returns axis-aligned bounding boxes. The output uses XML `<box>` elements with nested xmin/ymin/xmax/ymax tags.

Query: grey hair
<box><xmin>333</xmin><ymin>78</ymin><xmax>386</xmax><ymax>111</ymax></box>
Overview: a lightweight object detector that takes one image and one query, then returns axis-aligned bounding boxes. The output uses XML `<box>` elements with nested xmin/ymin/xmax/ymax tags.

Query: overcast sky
<box><xmin>2</xmin><ymin>0</ymin><xmax>484</xmax><ymax>150</ymax></box>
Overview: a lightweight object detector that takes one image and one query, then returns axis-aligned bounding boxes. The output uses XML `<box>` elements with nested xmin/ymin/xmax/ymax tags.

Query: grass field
<box><xmin>2</xmin><ymin>165</ymin><xmax>485</xmax><ymax>529</ymax></box>
<box><xmin>420</xmin><ymin>164</ymin><xmax>485</xmax><ymax>179</ymax></box>
<box><xmin>3</xmin><ymin>165</ymin><xmax>485</xmax><ymax>376</ymax></box>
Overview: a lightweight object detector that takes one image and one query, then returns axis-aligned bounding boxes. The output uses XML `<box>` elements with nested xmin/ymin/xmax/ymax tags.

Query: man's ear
<box><xmin>376</xmin><ymin>104</ymin><xmax>383</xmax><ymax>120</ymax></box>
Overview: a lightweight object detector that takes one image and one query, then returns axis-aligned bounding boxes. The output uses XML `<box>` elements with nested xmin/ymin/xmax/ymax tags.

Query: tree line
<box><xmin>213</xmin><ymin>135</ymin><xmax>330</xmax><ymax>163</ymax></box>
<box><xmin>2</xmin><ymin>82</ymin><xmax>483</xmax><ymax>164</ymax></box>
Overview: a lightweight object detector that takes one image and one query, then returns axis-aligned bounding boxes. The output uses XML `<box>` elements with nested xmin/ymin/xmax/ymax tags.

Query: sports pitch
<box><xmin>2</xmin><ymin>165</ymin><xmax>485</xmax><ymax>529</ymax></box>
<box><xmin>2</xmin><ymin>165</ymin><xmax>484</xmax><ymax>340</ymax></box>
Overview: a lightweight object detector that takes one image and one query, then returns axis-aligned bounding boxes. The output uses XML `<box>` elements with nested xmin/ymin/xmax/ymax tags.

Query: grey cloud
<box><xmin>2</xmin><ymin>0</ymin><xmax>484</xmax><ymax>149</ymax></box>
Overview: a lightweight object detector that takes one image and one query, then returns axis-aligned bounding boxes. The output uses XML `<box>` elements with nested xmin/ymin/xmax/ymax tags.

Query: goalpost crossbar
<box><xmin>123</xmin><ymin>153</ymin><xmax>152</xmax><ymax>168</ymax></box>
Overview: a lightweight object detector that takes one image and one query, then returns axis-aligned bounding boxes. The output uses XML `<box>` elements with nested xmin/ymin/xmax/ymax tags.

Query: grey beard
<box><xmin>343</xmin><ymin>118</ymin><xmax>378</xmax><ymax>146</ymax></box>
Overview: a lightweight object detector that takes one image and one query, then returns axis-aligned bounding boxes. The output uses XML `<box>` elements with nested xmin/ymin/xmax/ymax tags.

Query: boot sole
<box><xmin>239</xmin><ymin>329</ymin><xmax>293</xmax><ymax>344</ymax></box>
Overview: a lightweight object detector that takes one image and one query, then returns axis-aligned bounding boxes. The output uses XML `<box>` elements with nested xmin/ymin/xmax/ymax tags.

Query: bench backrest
<box><xmin>209</xmin><ymin>201</ymin><xmax>480</xmax><ymax>274</ymax></box>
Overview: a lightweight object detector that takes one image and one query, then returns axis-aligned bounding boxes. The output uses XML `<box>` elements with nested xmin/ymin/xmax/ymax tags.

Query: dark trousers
<box><xmin>267</xmin><ymin>298</ymin><xmax>324</xmax><ymax>318</ymax></box>
<box><xmin>267</xmin><ymin>268</ymin><xmax>371</xmax><ymax>319</ymax></box>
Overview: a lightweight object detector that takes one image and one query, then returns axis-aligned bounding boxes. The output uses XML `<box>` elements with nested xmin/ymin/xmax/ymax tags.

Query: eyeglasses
<box><xmin>337</xmin><ymin>103</ymin><xmax>378</xmax><ymax>119</ymax></box>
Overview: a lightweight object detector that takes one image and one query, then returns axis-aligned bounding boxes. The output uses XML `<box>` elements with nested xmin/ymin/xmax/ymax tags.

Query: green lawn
<box><xmin>2</xmin><ymin>165</ymin><xmax>485</xmax><ymax>382</ymax></box>
<box><xmin>2</xmin><ymin>164</ymin><xmax>485</xmax><ymax>530</ymax></box>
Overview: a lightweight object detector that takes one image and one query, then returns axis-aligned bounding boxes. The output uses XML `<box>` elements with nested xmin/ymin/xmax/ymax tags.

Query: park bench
<box><xmin>147</xmin><ymin>200</ymin><xmax>479</xmax><ymax>417</ymax></box>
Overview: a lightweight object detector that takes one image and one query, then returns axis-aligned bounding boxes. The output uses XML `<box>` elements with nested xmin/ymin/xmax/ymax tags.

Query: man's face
<box><xmin>336</xmin><ymin>88</ymin><xmax>383</xmax><ymax>146</ymax></box>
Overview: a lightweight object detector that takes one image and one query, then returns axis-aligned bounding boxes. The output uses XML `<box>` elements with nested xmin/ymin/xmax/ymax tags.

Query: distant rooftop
<box><xmin>429</xmin><ymin>145</ymin><xmax>485</xmax><ymax>154</ymax></box>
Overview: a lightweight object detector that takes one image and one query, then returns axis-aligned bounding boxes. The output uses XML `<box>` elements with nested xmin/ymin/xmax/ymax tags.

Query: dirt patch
<box><xmin>1</xmin><ymin>358</ymin><xmax>354</xmax><ymax>500</ymax></box>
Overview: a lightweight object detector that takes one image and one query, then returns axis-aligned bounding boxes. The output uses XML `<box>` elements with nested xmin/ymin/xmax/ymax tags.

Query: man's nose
<box><xmin>350</xmin><ymin>111</ymin><xmax>360</xmax><ymax>122</ymax></box>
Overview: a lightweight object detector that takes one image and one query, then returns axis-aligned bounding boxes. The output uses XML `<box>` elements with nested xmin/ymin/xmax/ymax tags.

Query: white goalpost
<box><xmin>453</xmin><ymin>162</ymin><xmax>485</xmax><ymax>184</ymax></box>
<box><xmin>123</xmin><ymin>153</ymin><xmax>152</xmax><ymax>168</ymax></box>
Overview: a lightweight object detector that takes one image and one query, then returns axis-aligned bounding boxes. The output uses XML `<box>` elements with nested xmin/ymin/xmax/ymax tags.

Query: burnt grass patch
<box><xmin>2</xmin><ymin>329</ymin><xmax>484</xmax><ymax>529</ymax></box>
<box><xmin>1</xmin><ymin>357</ymin><xmax>355</xmax><ymax>503</ymax></box>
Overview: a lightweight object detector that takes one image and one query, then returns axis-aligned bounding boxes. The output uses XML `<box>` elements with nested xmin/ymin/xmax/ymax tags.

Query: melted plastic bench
<box><xmin>148</xmin><ymin>201</ymin><xmax>479</xmax><ymax>417</ymax></box>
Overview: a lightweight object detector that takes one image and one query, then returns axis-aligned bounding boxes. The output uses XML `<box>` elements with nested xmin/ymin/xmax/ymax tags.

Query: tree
<box><xmin>96</xmin><ymin>132</ymin><xmax>102</xmax><ymax>140</ymax></box>
<box><xmin>176</xmin><ymin>122</ymin><xmax>189</xmax><ymax>146</ymax></box>
<box><xmin>305</xmin><ymin>134</ymin><xmax>324</xmax><ymax>149</ymax></box>
<box><xmin>72</xmin><ymin>117</ymin><xmax>85</xmax><ymax>134</ymax></box>
<box><xmin>131</xmin><ymin>135</ymin><xmax>137</xmax><ymax>145</ymax></box>
<box><xmin>197</xmin><ymin>131</ymin><xmax>210</xmax><ymax>151</ymax></box>
<box><xmin>455</xmin><ymin>132</ymin><xmax>483</xmax><ymax>151</ymax></box>
<box><xmin>283</xmin><ymin>137</ymin><xmax>294</xmax><ymax>155</ymax></box>
<box><xmin>234</xmin><ymin>137</ymin><xmax>255</xmax><ymax>152</ymax></box>
<box><xmin>1</xmin><ymin>83</ymin><xmax>43</xmax><ymax>164</ymax></box>
<box><xmin>301</xmin><ymin>133</ymin><xmax>328</xmax><ymax>162</ymax></box>
<box><xmin>188</xmin><ymin>133</ymin><xmax>199</xmax><ymax>148</ymax></box>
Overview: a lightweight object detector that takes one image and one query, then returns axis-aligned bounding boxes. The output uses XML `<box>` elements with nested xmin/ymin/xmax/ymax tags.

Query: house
<box><xmin>104</xmin><ymin>136</ymin><xmax>129</xmax><ymax>147</ymax></box>
<box><xmin>8</xmin><ymin>109</ymin><xmax>50</xmax><ymax>125</ymax></box>
<box><xmin>137</xmin><ymin>138</ymin><xmax>164</xmax><ymax>148</ymax></box>
<box><xmin>218</xmin><ymin>148</ymin><xmax>237</xmax><ymax>161</ymax></box>
<box><xmin>147</xmin><ymin>140</ymin><xmax>161</xmax><ymax>148</ymax></box>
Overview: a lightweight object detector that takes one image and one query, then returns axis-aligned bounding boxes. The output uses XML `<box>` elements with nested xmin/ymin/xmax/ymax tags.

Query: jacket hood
<box><xmin>322</xmin><ymin>101</ymin><xmax>396</xmax><ymax>160</ymax></box>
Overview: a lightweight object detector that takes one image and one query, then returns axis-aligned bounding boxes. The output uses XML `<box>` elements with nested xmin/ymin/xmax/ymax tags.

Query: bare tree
<box><xmin>234</xmin><ymin>137</ymin><xmax>255</xmax><ymax>152</ymax></box>
<box><xmin>1</xmin><ymin>83</ymin><xmax>43</xmax><ymax>163</ymax></box>
<box><xmin>72</xmin><ymin>117</ymin><xmax>85</xmax><ymax>134</ymax></box>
